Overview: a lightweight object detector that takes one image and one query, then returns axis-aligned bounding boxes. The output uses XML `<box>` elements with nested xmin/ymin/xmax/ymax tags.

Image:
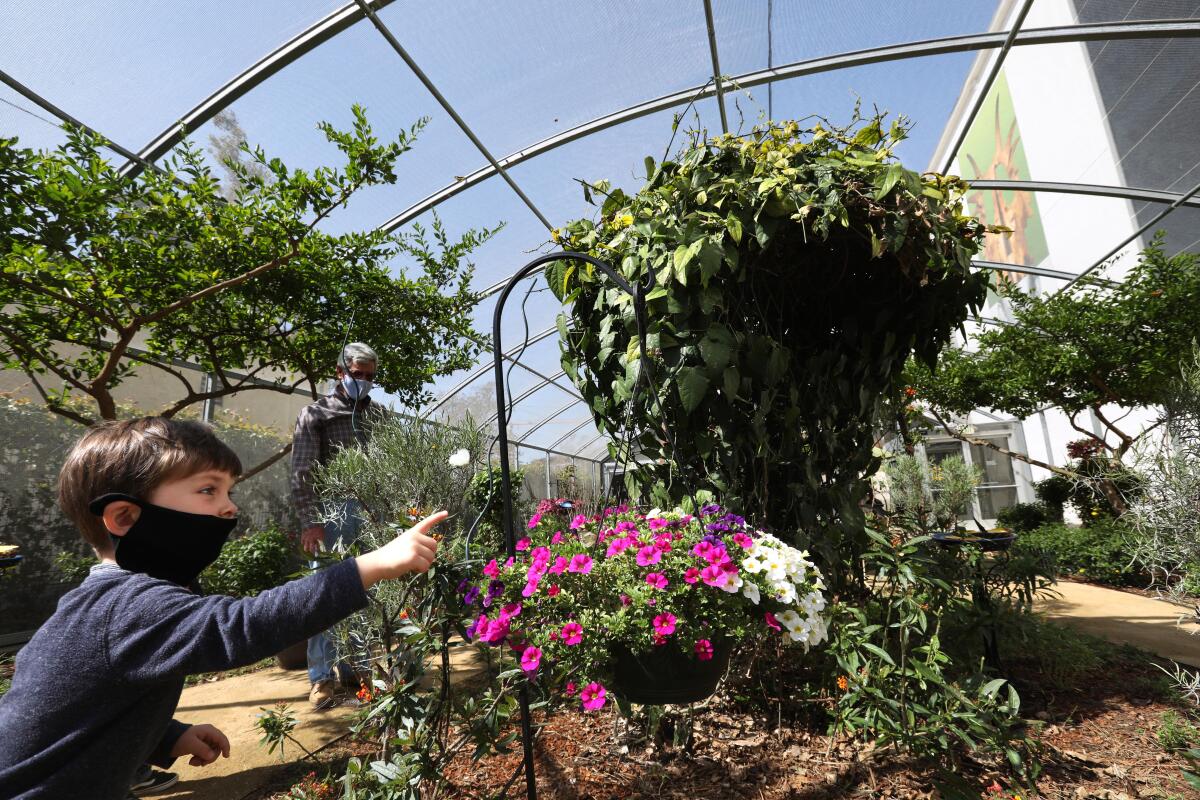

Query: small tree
<box><xmin>0</xmin><ymin>108</ymin><xmax>497</xmax><ymax>477</ymax></box>
<box><xmin>911</xmin><ymin>237</ymin><xmax>1200</xmax><ymax>513</ymax></box>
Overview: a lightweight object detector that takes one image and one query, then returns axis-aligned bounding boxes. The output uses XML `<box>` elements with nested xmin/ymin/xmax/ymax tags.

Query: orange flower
<box><xmin>356</xmin><ymin>683</ymin><xmax>374</xmax><ymax>703</ymax></box>
<box><xmin>836</xmin><ymin>675</ymin><xmax>849</xmax><ymax>691</ymax></box>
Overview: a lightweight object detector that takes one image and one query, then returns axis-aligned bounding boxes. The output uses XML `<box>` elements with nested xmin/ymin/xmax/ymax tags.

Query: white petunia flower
<box><xmin>741</xmin><ymin>556</ymin><xmax>764</xmax><ymax>574</ymax></box>
<box><xmin>776</xmin><ymin>609</ymin><xmax>802</xmax><ymax>630</ymax></box>
<box><xmin>774</xmin><ymin>582</ymin><xmax>797</xmax><ymax>605</ymax></box>
<box><xmin>742</xmin><ymin>581</ymin><xmax>760</xmax><ymax>604</ymax></box>
<box><xmin>448</xmin><ymin>449</ymin><xmax>471</xmax><ymax>467</ymax></box>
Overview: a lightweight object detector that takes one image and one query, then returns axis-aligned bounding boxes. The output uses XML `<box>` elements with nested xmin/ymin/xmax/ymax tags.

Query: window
<box><xmin>919</xmin><ymin>430</ymin><xmax>1025</xmax><ymax>524</ymax></box>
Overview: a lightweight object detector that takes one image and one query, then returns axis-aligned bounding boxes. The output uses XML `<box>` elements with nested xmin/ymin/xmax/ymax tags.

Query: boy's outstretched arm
<box><xmin>356</xmin><ymin>510</ymin><xmax>445</xmax><ymax>588</ymax></box>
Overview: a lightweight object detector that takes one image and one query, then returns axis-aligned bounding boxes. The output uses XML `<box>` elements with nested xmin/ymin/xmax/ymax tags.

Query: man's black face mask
<box><xmin>89</xmin><ymin>493</ymin><xmax>237</xmax><ymax>587</ymax></box>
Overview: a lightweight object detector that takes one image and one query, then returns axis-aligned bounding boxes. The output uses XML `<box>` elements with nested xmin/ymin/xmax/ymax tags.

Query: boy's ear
<box><xmin>102</xmin><ymin>501</ymin><xmax>142</xmax><ymax>537</ymax></box>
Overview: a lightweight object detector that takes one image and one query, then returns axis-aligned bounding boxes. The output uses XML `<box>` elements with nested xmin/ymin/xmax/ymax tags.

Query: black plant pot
<box><xmin>611</xmin><ymin>641</ymin><xmax>733</xmax><ymax>705</ymax></box>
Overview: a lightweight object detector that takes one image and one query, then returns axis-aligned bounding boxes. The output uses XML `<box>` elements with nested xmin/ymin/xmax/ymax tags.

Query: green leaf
<box><xmin>874</xmin><ymin>163</ymin><xmax>904</xmax><ymax>200</ymax></box>
<box><xmin>725</xmin><ymin>212</ymin><xmax>743</xmax><ymax>244</ymax></box>
<box><xmin>677</xmin><ymin>367</ymin><xmax>709</xmax><ymax>413</ymax></box>
<box><xmin>860</xmin><ymin>642</ymin><xmax>896</xmax><ymax>665</ymax></box>
<box><xmin>723</xmin><ymin>365</ymin><xmax>739</xmax><ymax>398</ymax></box>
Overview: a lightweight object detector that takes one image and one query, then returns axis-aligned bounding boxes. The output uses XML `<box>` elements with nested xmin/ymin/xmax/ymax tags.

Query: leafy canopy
<box><xmin>0</xmin><ymin>107</ymin><xmax>497</xmax><ymax>426</ymax></box>
<box><xmin>912</xmin><ymin>238</ymin><xmax>1200</xmax><ymax>434</ymax></box>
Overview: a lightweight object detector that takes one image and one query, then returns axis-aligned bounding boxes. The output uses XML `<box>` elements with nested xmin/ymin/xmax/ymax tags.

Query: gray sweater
<box><xmin>0</xmin><ymin>559</ymin><xmax>368</xmax><ymax>799</ymax></box>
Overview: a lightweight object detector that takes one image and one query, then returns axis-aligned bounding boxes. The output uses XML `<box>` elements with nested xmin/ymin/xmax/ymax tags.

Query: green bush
<box><xmin>1034</xmin><ymin>476</ymin><xmax>1072</xmax><ymax>522</ymax></box>
<box><xmin>199</xmin><ymin>525</ymin><xmax>297</xmax><ymax>597</ymax></box>
<box><xmin>1014</xmin><ymin>521</ymin><xmax>1141</xmax><ymax>586</ymax></box>
<box><xmin>996</xmin><ymin>502</ymin><xmax>1049</xmax><ymax>533</ymax></box>
<box><xmin>1159</xmin><ymin>710</ymin><xmax>1200</xmax><ymax>752</ymax></box>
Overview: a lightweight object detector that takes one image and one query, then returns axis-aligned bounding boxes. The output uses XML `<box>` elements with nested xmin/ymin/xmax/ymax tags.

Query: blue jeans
<box><xmin>307</xmin><ymin>500</ymin><xmax>364</xmax><ymax>684</ymax></box>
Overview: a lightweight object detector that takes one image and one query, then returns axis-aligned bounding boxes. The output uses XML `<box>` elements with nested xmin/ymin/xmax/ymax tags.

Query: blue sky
<box><xmin>0</xmin><ymin>1</ymin><xmax>1001</xmax><ymax>457</ymax></box>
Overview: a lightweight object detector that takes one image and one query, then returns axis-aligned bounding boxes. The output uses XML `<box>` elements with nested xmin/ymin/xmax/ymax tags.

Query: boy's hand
<box><xmin>171</xmin><ymin>723</ymin><xmax>231</xmax><ymax>767</ymax></box>
<box><xmin>357</xmin><ymin>511</ymin><xmax>446</xmax><ymax>588</ymax></box>
<box><xmin>300</xmin><ymin>524</ymin><xmax>326</xmax><ymax>555</ymax></box>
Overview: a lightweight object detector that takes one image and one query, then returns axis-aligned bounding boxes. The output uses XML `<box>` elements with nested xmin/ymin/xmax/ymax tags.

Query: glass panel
<box><xmin>970</xmin><ymin>438</ymin><xmax>1016</xmax><ymax>486</ymax></box>
<box><xmin>978</xmin><ymin>486</ymin><xmax>1018</xmax><ymax>520</ymax></box>
<box><xmin>1062</xmin><ymin>0</ymin><xmax>1200</xmax><ymax>23</ymax></box>
<box><xmin>925</xmin><ymin>441</ymin><xmax>963</xmax><ymax>464</ymax></box>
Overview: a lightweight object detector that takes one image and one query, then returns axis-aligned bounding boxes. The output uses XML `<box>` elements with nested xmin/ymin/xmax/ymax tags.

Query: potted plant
<box><xmin>199</xmin><ymin>524</ymin><xmax>307</xmax><ymax>668</ymax></box>
<box><xmin>462</xmin><ymin>503</ymin><xmax>828</xmax><ymax>707</ymax></box>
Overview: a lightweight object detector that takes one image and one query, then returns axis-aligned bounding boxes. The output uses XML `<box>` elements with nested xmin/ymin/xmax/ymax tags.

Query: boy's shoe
<box><xmin>130</xmin><ymin>769</ymin><xmax>178</xmax><ymax>795</ymax></box>
<box><xmin>310</xmin><ymin>679</ymin><xmax>338</xmax><ymax>710</ymax></box>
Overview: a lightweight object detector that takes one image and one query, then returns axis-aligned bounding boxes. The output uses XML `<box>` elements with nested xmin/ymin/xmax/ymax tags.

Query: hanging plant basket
<box><xmin>611</xmin><ymin>640</ymin><xmax>733</xmax><ymax>705</ymax></box>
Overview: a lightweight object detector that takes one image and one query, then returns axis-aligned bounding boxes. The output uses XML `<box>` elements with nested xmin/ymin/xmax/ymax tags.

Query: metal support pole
<box><xmin>490</xmin><ymin>251</ymin><xmax>649</xmax><ymax>800</ymax></box>
<box><xmin>544</xmin><ymin>456</ymin><xmax>552</xmax><ymax>499</ymax></box>
<box><xmin>701</xmin><ymin>0</ymin><xmax>729</xmax><ymax>134</ymax></box>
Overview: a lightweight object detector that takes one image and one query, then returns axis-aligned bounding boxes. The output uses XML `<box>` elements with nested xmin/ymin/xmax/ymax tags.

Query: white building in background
<box><xmin>918</xmin><ymin>0</ymin><xmax>1197</xmax><ymax>523</ymax></box>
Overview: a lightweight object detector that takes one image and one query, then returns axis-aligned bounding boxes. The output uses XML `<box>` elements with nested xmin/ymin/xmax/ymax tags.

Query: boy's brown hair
<box><xmin>58</xmin><ymin>417</ymin><xmax>242</xmax><ymax>549</ymax></box>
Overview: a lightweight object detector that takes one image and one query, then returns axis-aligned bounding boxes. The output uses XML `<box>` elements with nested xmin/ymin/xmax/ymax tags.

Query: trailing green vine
<box><xmin>548</xmin><ymin>112</ymin><xmax>999</xmax><ymax>588</ymax></box>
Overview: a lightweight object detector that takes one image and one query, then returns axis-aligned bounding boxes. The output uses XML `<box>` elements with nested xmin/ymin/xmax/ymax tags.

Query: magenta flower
<box><xmin>645</xmin><ymin>572</ymin><xmax>668</xmax><ymax>589</ymax></box>
<box><xmin>547</xmin><ymin>584</ymin><xmax>561</xmax><ymax>597</ymax></box>
<box><xmin>549</xmin><ymin>556</ymin><xmax>568</xmax><ymax>575</ymax></box>
<box><xmin>570</xmin><ymin>514</ymin><xmax>588</xmax><ymax>530</ymax></box>
<box><xmin>765</xmin><ymin>612</ymin><xmax>782</xmax><ymax>632</ymax></box>
<box><xmin>516</xmin><ymin>537</ymin><xmax>531</xmax><ymax>552</ymax></box>
<box><xmin>647</xmin><ymin>517</ymin><xmax>669</xmax><ymax>530</ymax></box>
<box><xmin>653</xmin><ymin>613</ymin><xmax>677</xmax><ymax>636</ymax></box>
<box><xmin>700</xmin><ymin>564</ymin><xmax>727</xmax><ymax>586</ymax></box>
<box><xmin>733</xmin><ymin>532</ymin><xmax>754</xmax><ymax>549</ymax></box>
<box><xmin>501</xmin><ymin>602</ymin><xmax>522</xmax><ymax>617</ymax></box>
<box><xmin>620</xmin><ymin>594</ymin><xmax>632</xmax><ymax>606</ymax></box>
<box><xmin>636</xmin><ymin>545</ymin><xmax>662</xmax><ymax>567</ymax></box>
<box><xmin>580</xmin><ymin>682</ymin><xmax>607</xmax><ymax>711</ymax></box>
<box><xmin>694</xmin><ymin>639</ymin><xmax>714</xmax><ymax>661</ymax></box>
<box><xmin>551</xmin><ymin>531</ymin><xmax>564</xmax><ymax>544</ymax></box>
<box><xmin>504</xmin><ymin>557</ymin><xmax>515</xmax><ymax>568</ymax></box>
<box><xmin>521</xmin><ymin>579</ymin><xmax>540</xmax><ymax>598</ymax></box>
<box><xmin>565</xmin><ymin>681</ymin><xmax>577</xmax><ymax>696</ymax></box>
<box><xmin>568</xmin><ymin>554</ymin><xmax>594</xmax><ymax>574</ymax></box>
<box><xmin>561</xmin><ymin>622</ymin><xmax>583</xmax><ymax>645</ymax></box>
<box><xmin>684</xmin><ymin>567</ymin><xmax>701</xmax><ymax>584</ymax></box>
<box><xmin>483</xmin><ymin>559</ymin><xmax>500</xmax><ymax>579</ymax></box>
<box><xmin>520</xmin><ymin>646</ymin><xmax>542</xmax><ymax>672</ymax></box>
<box><xmin>527</xmin><ymin>513</ymin><xmax>542</xmax><ymax>529</ymax></box>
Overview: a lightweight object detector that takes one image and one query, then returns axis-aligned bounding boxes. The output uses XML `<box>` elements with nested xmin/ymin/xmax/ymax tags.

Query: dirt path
<box><xmin>152</xmin><ymin>667</ymin><xmax>356</xmax><ymax>800</ymax></box>
<box><xmin>1036</xmin><ymin>579</ymin><xmax>1200</xmax><ymax>667</ymax></box>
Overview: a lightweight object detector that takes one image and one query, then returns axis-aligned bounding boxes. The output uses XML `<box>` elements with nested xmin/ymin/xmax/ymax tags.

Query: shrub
<box><xmin>1014</xmin><ymin>521</ymin><xmax>1141</xmax><ymax>586</ymax></box>
<box><xmin>996</xmin><ymin>502</ymin><xmax>1049</xmax><ymax>533</ymax></box>
<box><xmin>199</xmin><ymin>525</ymin><xmax>296</xmax><ymax>597</ymax></box>
<box><xmin>1034</xmin><ymin>476</ymin><xmax>1072</xmax><ymax>522</ymax></box>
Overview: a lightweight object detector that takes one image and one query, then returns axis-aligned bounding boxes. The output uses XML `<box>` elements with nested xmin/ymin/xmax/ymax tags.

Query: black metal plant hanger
<box><xmin>490</xmin><ymin>251</ymin><xmax>651</xmax><ymax>800</ymax></box>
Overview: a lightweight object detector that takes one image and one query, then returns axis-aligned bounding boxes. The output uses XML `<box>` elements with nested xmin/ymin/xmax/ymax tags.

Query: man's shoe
<box><xmin>130</xmin><ymin>769</ymin><xmax>178</xmax><ymax>795</ymax></box>
<box><xmin>310</xmin><ymin>679</ymin><xmax>338</xmax><ymax>710</ymax></box>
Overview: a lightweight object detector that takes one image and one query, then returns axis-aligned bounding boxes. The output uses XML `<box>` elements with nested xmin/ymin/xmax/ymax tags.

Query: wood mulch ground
<box><xmin>251</xmin><ymin>626</ymin><xmax>1200</xmax><ymax>800</ymax></box>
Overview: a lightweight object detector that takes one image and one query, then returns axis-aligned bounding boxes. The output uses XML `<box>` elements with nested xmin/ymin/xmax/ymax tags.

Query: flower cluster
<box><xmin>462</xmin><ymin>504</ymin><xmax>827</xmax><ymax>712</ymax></box>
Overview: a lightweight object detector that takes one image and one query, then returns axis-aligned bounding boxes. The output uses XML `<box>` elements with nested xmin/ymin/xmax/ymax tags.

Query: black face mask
<box><xmin>89</xmin><ymin>493</ymin><xmax>237</xmax><ymax>587</ymax></box>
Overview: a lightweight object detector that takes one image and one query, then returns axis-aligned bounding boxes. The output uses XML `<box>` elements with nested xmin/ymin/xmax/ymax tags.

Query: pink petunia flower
<box><xmin>521</xmin><ymin>579</ymin><xmax>540</xmax><ymax>598</ymax></box>
<box><xmin>551</xmin><ymin>531</ymin><xmax>564</xmax><ymax>544</ymax></box>
<box><xmin>684</xmin><ymin>567</ymin><xmax>701</xmax><ymax>584</ymax></box>
<box><xmin>580</xmin><ymin>682</ymin><xmax>607</xmax><ymax>711</ymax></box>
<box><xmin>733</xmin><ymin>532</ymin><xmax>754</xmax><ymax>549</ymax></box>
<box><xmin>516</xmin><ymin>537</ymin><xmax>531</xmax><ymax>552</ymax></box>
<box><xmin>483</xmin><ymin>559</ymin><xmax>500</xmax><ymax>579</ymax></box>
<box><xmin>526</xmin><ymin>513</ymin><xmax>542</xmax><ymax>529</ymax></box>
<box><xmin>636</xmin><ymin>545</ymin><xmax>662</xmax><ymax>567</ymax></box>
<box><xmin>570</xmin><ymin>514</ymin><xmax>588</xmax><ymax>530</ymax></box>
<box><xmin>645</xmin><ymin>572</ymin><xmax>668</xmax><ymax>589</ymax></box>
<box><xmin>568</xmin><ymin>554</ymin><xmax>594</xmax><ymax>574</ymax></box>
<box><xmin>700</xmin><ymin>564</ymin><xmax>728</xmax><ymax>587</ymax></box>
<box><xmin>694</xmin><ymin>639</ymin><xmax>714</xmax><ymax>661</ymax></box>
<box><xmin>561</xmin><ymin>622</ymin><xmax>583</xmax><ymax>645</ymax></box>
<box><xmin>620</xmin><ymin>594</ymin><xmax>632</xmax><ymax>606</ymax></box>
<box><xmin>504</xmin><ymin>557</ymin><xmax>515</xmax><ymax>568</ymax></box>
<box><xmin>765</xmin><ymin>612</ymin><xmax>782</xmax><ymax>632</ymax></box>
<box><xmin>653</xmin><ymin>613</ymin><xmax>677</xmax><ymax>636</ymax></box>
<box><xmin>520</xmin><ymin>646</ymin><xmax>542</xmax><ymax>672</ymax></box>
<box><xmin>547</xmin><ymin>584</ymin><xmax>561</xmax><ymax>597</ymax></box>
<box><xmin>501</xmin><ymin>603</ymin><xmax>522</xmax><ymax>617</ymax></box>
<box><xmin>565</xmin><ymin>681</ymin><xmax>577</xmax><ymax>696</ymax></box>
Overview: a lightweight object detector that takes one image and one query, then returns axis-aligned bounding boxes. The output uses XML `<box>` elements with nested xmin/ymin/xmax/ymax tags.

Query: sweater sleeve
<box><xmin>148</xmin><ymin>720</ymin><xmax>191</xmax><ymax>768</ymax></box>
<box><xmin>105</xmin><ymin>559</ymin><xmax>369</xmax><ymax>685</ymax></box>
<box><xmin>290</xmin><ymin>405</ymin><xmax>323</xmax><ymax>529</ymax></box>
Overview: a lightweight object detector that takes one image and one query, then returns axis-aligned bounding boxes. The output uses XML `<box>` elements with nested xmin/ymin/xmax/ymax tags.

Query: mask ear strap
<box><xmin>88</xmin><ymin>493</ymin><xmax>143</xmax><ymax>516</ymax></box>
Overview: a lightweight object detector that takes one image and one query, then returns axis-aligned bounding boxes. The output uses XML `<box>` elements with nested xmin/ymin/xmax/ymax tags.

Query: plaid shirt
<box><xmin>290</xmin><ymin>387</ymin><xmax>384</xmax><ymax>528</ymax></box>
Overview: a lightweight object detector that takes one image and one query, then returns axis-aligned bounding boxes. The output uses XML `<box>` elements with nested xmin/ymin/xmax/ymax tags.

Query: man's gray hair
<box><xmin>340</xmin><ymin>342</ymin><xmax>378</xmax><ymax>368</ymax></box>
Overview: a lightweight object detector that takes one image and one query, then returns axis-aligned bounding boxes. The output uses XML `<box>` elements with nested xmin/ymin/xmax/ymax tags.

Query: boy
<box><xmin>0</xmin><ymin>418</ymin><xmax>443</xmax><ymax>800</ymax></box>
